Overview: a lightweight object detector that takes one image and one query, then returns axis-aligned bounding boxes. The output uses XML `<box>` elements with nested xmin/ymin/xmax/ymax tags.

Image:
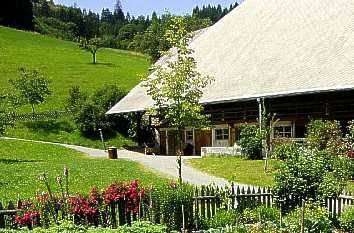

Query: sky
<box><xmin>53</xmin><ymin>0</ymin><xmax>239</xmax><ymax>17</ymax></box>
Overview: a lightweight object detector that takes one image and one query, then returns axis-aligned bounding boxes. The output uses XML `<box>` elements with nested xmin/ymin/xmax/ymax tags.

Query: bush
<box><xmin>274</xmin><ymin>148</ymin><xmax>352</xmax><ymax>210</ymax></box>
<box><xmin>150</xmin><ymin>182</ymin><xmax>194</xmax><ymax>231</ymax></box>
<box><xmin>241</xmin><ymin>206</ymin><xmax>279</xmax><ymax>224</ymax></box>
<box><xmin>271</xmin><ymin>141</ymin><xmax>298</xmax><ymax>160</ymax></box>
<box><xmin>339</xmin><ymin>206</ymin><xmax>354</xmax><ymax>232</ymax></box>
<box><xmin>306</xmin><ymin>120</ymin><xmax>345</xmax><ymax>155</ymax></box>
<box><xmin>207</xmin><ymin>209</ymin><xmax>239</xmax><ymax>229</ymax></box>
<box><xmin>74</xmin><ymin>84</ymin><xmax>130</xmax><ymax>136</ymax></box>
<box><xmin>66</xmin><ymin>86</ymin><xmax>87</xmax><ymax>112</ymax></box>
<box><xmin>0</xmin><ymin>221</ymin><xmax>169</xmax><ymax>233</ymax></box>
<box><xmin>284</xmin><ymin>203</ymin><xmax>332</xmax><ymax>233</ymax></box>
<box><xmin>238</xmin><ymin>124</ymin><xmax>262</xmax><ymax>160</ymax></box>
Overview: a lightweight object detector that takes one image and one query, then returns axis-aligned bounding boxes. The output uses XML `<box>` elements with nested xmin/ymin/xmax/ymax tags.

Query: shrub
<box><xmin>207</xmin><ymin>209</ymin><xmax>239</xmax><ymax>228</ymax></box>
<box><xmin>66</xmin><ymin>86</ymin><xmax>87</xmax><ymax>113</ymax></box>
<box><xmin>284</xmin><ymin>202</ymin><xmax>332</xmax><ymax>233</ymax></box>
<box><xmin>274</xmin><ymin>148</ymin><xmax>352</xmax><ymax>210</ymax></box>
<box><xmin>238</xmin><ymin>124</ymin><xmax>262</xmax><ymax>160</ymax></box>
<box><xmin>74</xmin><ymin>84</ymin><xmax>130</xmax><ymax>135</ymax></box>
<box><xmin>306</xmin><ymin>120</ymin><xmax>345</xmax><ymax>155</ymax></box>
<box><xmin>0</xmin><ymin>221</ymin><xmax>169</xmax><ymax>233</ymax></box>
<box><xmin>241</xmin><ymin>206</ymin><xmax>279</xmax><ymax>224</ymax></box>
<box><xmin>339</xmin><ymin>206</ymin><xmax>354</xmax><ymax>233</ymax></box>
<box><xmin>150</xmin><ymin>182</ymin><xmax>194</xmax><ymax>231</ymax></box>
<box><xmin>271</xmin><ymin>141</ymin><xmax>298</xmax><ymax>160</ymax></box>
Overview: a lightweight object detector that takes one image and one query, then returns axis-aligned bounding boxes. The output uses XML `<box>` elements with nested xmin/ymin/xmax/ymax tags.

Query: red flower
<box><xmin>15</xmin><ymin>211</ymin><xmax>40</xmax><ymax>228</ymax></box>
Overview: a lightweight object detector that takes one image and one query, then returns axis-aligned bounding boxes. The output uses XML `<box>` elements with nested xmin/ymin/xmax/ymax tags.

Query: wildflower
<box><xmin>56</xmin><ymin>176</ymin><xmax>62</xmax><ymax>184</ymax></box>
<box><xmin>63</xmin><ymin>165</ymin><xmax>69</xmax><ymax>177</ymax></box>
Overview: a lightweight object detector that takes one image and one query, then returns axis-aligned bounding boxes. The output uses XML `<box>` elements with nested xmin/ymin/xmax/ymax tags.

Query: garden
<box><xmin>1</xmin><ymin>119</ymin><xmax>354</xmax><ymax>232</ymax></box>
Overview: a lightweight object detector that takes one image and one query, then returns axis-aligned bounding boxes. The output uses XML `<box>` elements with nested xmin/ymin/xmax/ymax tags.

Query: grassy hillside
<box><xmin>0</xmin><ymin>26</ymin><xmax>149</xmax><ymax>112</ymax></box>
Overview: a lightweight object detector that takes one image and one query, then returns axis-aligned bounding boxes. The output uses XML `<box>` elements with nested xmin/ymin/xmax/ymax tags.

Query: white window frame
<box><xmin>212</xmin><ymin>125</ymin><xmax>230</xmax><ymax>147</ymax></box>
<box><xmin>273</xmin><ymin>122</ymin><xmax>294</xmax><ymax>138</ymax></box>
<box><xmin>215</xmin><ymin>128</ymin><xmax>229</xmax><ymax>140</ymax></box>
<box><xmin>185</xmin><ymin>130</ymin><xmax>194</xmax><ymax>143</ymax></box>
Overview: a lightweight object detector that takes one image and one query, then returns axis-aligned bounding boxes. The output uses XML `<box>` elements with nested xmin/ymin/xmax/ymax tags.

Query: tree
<box><xmin>113</xmin><ymin>0</ymin><xmax>125</xmax><ymax>25</ymax></box>
<box><xmin>9</xmin><ymin>68</ymin><xmax>51</xmax><ymax>114</ymax></box>
<box><xmin>79</xmin><ymin>37</ymin><xmax>101</xmax><ymax>64</ymax></box>
<box><xmin>74</xmin><ymin>84</ymin><xmax>128</xmax><ymax>136</ymax></box>
<box><xmin>1</xmin><ymin>0</ymin><xmax>34</xmax><ymax>30</ymax></box>
<box><xmin>66</xmin><ymin>86</ymin><xmax>87</xmax><ymax>112</ymax></box>
<box><xmin>143</xmin><ymin>16</ymin><xmax>214</xmax><ymax>183</ymax></box>
<box><xmin>0</xmin><ymin>92</ymin><xmax>8</xmax><ymax>135</ymax></box>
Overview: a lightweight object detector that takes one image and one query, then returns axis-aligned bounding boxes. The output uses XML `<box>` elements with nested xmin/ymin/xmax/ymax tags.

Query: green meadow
<box><xmin>0</xmin><ymin>26</ymin><xmax>149</xmax><ymax>112</ymax></box>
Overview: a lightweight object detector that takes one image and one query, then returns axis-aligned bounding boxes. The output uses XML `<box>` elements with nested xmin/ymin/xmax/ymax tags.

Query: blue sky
<box><xmin>53</xmin><ymin>0</ymin><xmax>239</xmax><ymax>16</ymax></box>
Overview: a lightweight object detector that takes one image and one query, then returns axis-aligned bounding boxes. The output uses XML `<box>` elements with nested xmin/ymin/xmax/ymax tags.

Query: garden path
<box><xmin>2</xmin><ymin>137</ymin><xmax>253</xmax><ymax>188</ymax></box>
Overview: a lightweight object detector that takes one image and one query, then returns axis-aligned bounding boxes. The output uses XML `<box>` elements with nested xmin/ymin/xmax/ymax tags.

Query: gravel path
<box><xmin>1</xmin><ymin>137</ymin><xmax>253</xmax><ymax>187</ymax></box>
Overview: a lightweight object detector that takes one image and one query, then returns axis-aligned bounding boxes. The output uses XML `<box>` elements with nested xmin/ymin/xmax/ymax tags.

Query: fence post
<box><xmin>200</xmin><ymin>186</ymin><xmax>205</xmax><ymax>219</ymax></box>
<box><xmin>279</xmin><ymin>199</ymin><xmax>283</xmax><ymax>228</ymax></box>
<box><xmin>110</xmin><ymin>203</ymin><xmax>117</xmax><ymax>228</ymax></box>
<box><xmin>0</xmin><ymin>202</ymin><xmax>4</xmax><ymax>228</ymax></box>
<box><xmin>181</xmin><ymin>204</ymin><xmax>185</xmax><ymax>232</ymax></box>
<box><xmin>231</xmin><ymin>183</ymin><xmax>235</xmax><ymax>209</ymax></box>
<box><xmin>194</xmin><ymin>186</ymin><xmax>199</xmax><ymax>230</ymax></box>
<box><xmin>300</xmin><ymin>199</ymin><xmax>305</xmax><ymax>233</ymax></box>
<box><xmin>210</xmin><ymin>187</ymin><xmax>216</xmax><ymax>217</ymax></box>
<box><xmin>206</xmin><ymin>186</ymin><xmax>211</xmax><ymax>220</ymax></box>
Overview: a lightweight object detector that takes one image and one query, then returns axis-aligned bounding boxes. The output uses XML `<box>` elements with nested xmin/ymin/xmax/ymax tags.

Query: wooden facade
<box><xmin>158</xmin><ymin>90</ymin><xmax>354</xmax><ymax>155</ymax></box>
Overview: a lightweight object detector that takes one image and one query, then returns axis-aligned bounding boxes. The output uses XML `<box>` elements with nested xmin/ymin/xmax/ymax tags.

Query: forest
<box><xmin>0</xmin><ymin>0</ymin><xmax>239</xmax><ymax>61</ymax></box>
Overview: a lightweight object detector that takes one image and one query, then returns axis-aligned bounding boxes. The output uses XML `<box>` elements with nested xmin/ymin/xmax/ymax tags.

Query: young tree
<box><xmin>0</xmin><ymin>92</ymin><xmax>8</xmax><ymax>135</ymax></box>
<box><xmin>143</xmin><ymin>16</ymin><xmax>214</xmax><ymax>183</ymax></box>
<box><xmin>79</xmin><ymin>37</ymin><xmax>101</xmax><ymax>64</ymax></box>
<box><xmin>10</xmin><ymin>68</ymin><xmax>52</xmax><ymax>114</ymax></box>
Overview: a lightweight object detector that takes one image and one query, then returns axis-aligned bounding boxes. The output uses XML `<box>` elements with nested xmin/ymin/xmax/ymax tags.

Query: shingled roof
<box><xmin>107</xmin><ymin>0</ymin><xmax>354</xmax><ymax>114</ymax></box>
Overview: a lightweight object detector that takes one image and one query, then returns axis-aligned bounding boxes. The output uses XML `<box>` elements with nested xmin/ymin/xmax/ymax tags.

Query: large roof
<box><xmin>107</xmin><ymin>0</ymin><xmax>354</xmax><ymax>114</ymax></box>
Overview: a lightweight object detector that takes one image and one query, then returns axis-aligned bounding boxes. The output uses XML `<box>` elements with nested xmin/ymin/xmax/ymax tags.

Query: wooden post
<box><xmin>165</xmin><ymin>130</ymin><xmax>169</xmax><ymax>155</ymax></box>
<box><xmin>206</xmin><ymin>187</ymin><xmax>211</xmax><ymax>220</ymax></box>
<box><xmin>279</xmin><ymin>200</ymin><xmax>283</xmax><ymax>228</ymax></box>
<box><xmin>300</xmin><ymin>199</ymin><xmax>305</xmax><ymax>233</ymax></box>
<box><xmin>136</xmin><ymin>112</ymin><xmax>142</xmax><ymax>146</ymax></box>
<box><xmin>111</xmin><ymin>203</ymin><xmax>117</xmax><ymax>228</ymax></box>
<box><xmin>195</xmin><ymin>187</ymin><xmax>199</xmax><ymax>230</ymax></box>
<box><xmin>192</xmin><ymin>128</ymin><xmax>196</xmax><ymax>156</ymax></box>
<box><xmin>181</xmin><ymin>204</ymin><xmax>185</xmax><ymax>232</ymax></box>
<box><xmin>0</xmin><ymin>202</ymin><xmax>5</xmax><ymax>228</ymax></box>
<box><xmin>201</xmin><ymin>186</ymin><xmax>206</xmax><ymax>219</ymax></box>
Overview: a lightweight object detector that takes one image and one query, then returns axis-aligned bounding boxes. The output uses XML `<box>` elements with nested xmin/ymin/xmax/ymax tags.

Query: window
<box><xmin>274</xmin><ymin>126</ymin><xmax>292</xmax><ymax>138</ymax></box>
<box><xmin>186</xmin><ymin>130</ymin><xmax>193</xmax><ymax>141</ymax></box>
<box><xmin>215</xmin><ymin>128</ymin><xmax>229</xmax><ymax>140</ymax></box>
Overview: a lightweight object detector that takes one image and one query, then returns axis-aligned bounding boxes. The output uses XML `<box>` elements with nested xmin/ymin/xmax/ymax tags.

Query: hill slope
<box><xmin>0</xmin><ymin>26</ymin><xmax>149</xmax><ymax>111</ymax></box>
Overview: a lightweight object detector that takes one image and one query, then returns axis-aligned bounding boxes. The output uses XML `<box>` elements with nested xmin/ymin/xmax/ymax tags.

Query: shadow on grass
<box><xmin>87</xmin><ymin>62</ymin><xmax>116</xmax><ymax>67</ymax></box>
<box><xmin>81</xmin><ymin>129</ymin><xmax>118</xmax><ymax>141</ymax></box>
<box><xmin>0</xmin><ymin>158</ymin><xmax>43</xmax><ymax>164</ymax></box>
<box><xmin>23</xmin><ymin>120</ymin><xmax>75</xmax><ymax>135</ymax></box>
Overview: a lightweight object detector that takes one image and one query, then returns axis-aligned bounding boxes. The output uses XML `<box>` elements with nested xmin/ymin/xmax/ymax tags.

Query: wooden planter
<box><xmin>108</xmin><ymin>147</ymin><xmax>118</xmax><ymax>159</ymax></box>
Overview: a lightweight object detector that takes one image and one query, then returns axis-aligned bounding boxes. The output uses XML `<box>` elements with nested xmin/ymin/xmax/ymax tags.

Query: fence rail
<box><xmin>194</xmin><ymin>184</ymin><xmax>353</xmax><ymax>221</ymax></box>
<box><xmin>3</xmin><ymin>110</ymin><xmax>73</xmax><ymax>123</ymax></box>
<box><xmin>1</xmin><ymin>185</ymin><xmax>353</xmax><ymax>229</ymax></box>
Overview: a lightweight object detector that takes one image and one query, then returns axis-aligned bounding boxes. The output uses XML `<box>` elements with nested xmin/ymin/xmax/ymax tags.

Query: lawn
<box><xmin>0</xmin><ymin>26</ymin><xmax>149</xmax><ymax>112</ymax></box>
<box><xmin>5</xmin><ymin>120</ymin><xmax>136</xmax><ymax>149</ymax></box>
<box><xmin>188</xmin><ymin>156</ymin><xmax>354</xmax><ymax>192</ymax></box>
<box><xmin>187</xmin><ymin>156</ymin><xmax>281</xmax><ymax>187</ymax></box>
<box><xmin>0</xmin><ymin>139</ymin><xmax>167</xmax><ymax>202</ymax></box>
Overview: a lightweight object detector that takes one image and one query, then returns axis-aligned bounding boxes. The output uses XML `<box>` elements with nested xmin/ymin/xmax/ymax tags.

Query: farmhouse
<box><xmin>107</xmin><ymin>0</ymin><xmax>354</xmax><ymax>155</ymax></box>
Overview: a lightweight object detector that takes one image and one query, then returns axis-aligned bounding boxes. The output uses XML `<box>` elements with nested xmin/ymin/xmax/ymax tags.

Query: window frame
<box><xmin>215</xmin><ymin>128</ymin><xmax>229</xmax><ymax>141</ymax></box>
<box><xmin>273</xmin><ymin>123</ymin><xmax>293</xmax><ymax>138</ymax></box>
